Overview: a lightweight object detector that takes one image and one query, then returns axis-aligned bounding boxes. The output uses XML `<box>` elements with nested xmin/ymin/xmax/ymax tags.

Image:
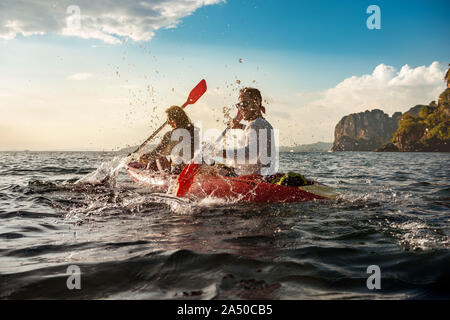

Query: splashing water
<box><xmin>75</xmin><ymin>155</ymin><xmax>132</xmax><ymax>185</ymax></box>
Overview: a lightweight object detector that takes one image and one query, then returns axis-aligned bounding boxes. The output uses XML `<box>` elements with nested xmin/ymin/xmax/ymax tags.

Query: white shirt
<box><xmin>223</xmin><ymin>117</ymin><xmax>277</xmax><ymax>176</ymax></box>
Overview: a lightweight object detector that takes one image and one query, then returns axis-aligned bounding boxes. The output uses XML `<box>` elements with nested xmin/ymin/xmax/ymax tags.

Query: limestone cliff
<box><xmin>332</xmin><ymin>65</ymin><xmax>450</xmax><ymax>152</ymax></box>
<box><xmin>331</xmin><ymin>109</ymin><xmax>401</xmax><ymax>151</ymax></box>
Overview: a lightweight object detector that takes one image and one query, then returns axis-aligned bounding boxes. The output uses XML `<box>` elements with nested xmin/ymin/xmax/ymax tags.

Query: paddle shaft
<box><xmin>195</xmin><ymin>111</ymin><xmax>243</xmax><ymax>160</ymax></box>
<box><xmin>216</xmin><ymin>112</ymin><xmax>243</xmax><ymax>149</ymax></box>
<box><xmin>176</xmin><ymin>111</ymin><xmax>243</xmax><ymax>197</ymax></box>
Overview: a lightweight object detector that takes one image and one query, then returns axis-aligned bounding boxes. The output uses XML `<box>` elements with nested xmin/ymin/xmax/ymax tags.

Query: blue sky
<box><xmin>154</xmin><ymin>0</ymin><xmax>449</xmax><ymax>86</ymax></box>
<box><xmin>0</xmin><ymin>0</ymin><xmax>449</xmax><ymax>150</ymax></box>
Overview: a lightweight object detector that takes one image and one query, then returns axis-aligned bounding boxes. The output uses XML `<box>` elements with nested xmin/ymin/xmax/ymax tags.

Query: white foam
<box><xmin>75</xmin><ymin>155</ymin><xmax>132</xmax><ymax>185</ymax></box>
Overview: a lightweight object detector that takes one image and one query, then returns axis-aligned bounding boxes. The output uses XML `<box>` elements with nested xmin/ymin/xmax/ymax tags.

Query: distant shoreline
<box><xmin>3</xmin><ymin>150</ymin><xmax>448</xmax><ymax>153</ymax></box>
<box><xmin>0</xmin><ymin>141</ymin><xmax>334</xmax><ymax>153</ymax></box>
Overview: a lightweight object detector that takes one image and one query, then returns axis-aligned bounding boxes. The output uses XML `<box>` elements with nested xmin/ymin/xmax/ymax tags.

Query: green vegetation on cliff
<box><xmin>393</xmin><ymin>94</ymin><xmax>450</xmax><ymax>151</ymax></box>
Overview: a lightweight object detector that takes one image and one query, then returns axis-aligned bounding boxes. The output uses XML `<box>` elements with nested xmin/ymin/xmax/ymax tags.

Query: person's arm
<box><xmin>222</xmin><ymin>125</ymin><xmax>259</xmax><ymax>164</ymax></box>
<box><xmin>220</xmin><ymin>119</ymin><xmax>245</xmax><ymax>158</ymax></box>
<box><xmin>140</xmin><ymin>131</ymin><xmax>172</xmax><ymax>163</ymax></box>
<box><xmin>231</xmin><ymin>119</ymin><xmax>245</xmax><ymax>130</ymax></box>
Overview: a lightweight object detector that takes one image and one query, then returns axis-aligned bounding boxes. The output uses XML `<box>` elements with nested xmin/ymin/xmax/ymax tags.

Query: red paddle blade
<box><xmin>187</xmin><ymin>79</ymin><xmax>207</xmax><ymax>104</ymax></box>
<box><xmin>176</xmin><ymin>163</ymin><xmax>201</xmax><ymax>197</ymax></box>
<box><xmin>177</xmin><ymin>110</ymin><xmax>242</xmax><ymax>197</ymax></box>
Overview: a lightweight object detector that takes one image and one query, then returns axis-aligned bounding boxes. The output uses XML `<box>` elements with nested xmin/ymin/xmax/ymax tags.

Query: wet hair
<box><xmin>165</xmin><ymin>106</ymin><xmax>193</xmax><ymax>129</ymax></box>
<box><xmin>240</xmin><ymin>87</ymin><xmax>262</xmax><ymax>106</ymax></box>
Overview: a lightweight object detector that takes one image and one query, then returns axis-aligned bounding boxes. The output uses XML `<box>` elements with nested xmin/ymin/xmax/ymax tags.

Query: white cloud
<box><xmin>67</xmin><ymin>73</ymin><xmax>94</xmax><ymax>80</ymax></box>
<box><xmin>0</xmin><ymin>0</ymin><xmax>224</xmax><ymax>44</ymax></box>
<box><xmin>310</xmin><ymin>61</ymin><xmax>445</xmax><ymax>115</ymax></box>
<box><xmin>278</xmin><ymin>61</ymin><xmax>447</xmax><ymax>144</ymax></box>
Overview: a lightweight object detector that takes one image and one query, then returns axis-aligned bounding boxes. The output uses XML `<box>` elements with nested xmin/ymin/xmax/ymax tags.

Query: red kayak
<box><xmin>126</xmin><ymin>162</ymin><xmax>338</xmax><ymax>203</ymax></box>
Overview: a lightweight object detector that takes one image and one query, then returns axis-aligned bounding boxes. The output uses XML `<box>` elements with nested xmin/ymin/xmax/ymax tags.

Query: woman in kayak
<box><xmin>140</xmin><ymin>106</ymin><xmax>196</xmax><ymax>174</ymax></box>
<box><xmin>221</xmin><ymin>87</ymin><xmax>276</xmax><ymax>176</ymax></box>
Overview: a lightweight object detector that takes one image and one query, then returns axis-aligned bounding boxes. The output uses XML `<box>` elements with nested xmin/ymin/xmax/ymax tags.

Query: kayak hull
<box><xmin>187</xmin><ymin>174</ymin><xmax>327</xmax><ymax>202</ymax></box>
<box><xmin>126</xmin><ymin>163</ymin><xmax>337</xmax><ymax>203</ymax></box>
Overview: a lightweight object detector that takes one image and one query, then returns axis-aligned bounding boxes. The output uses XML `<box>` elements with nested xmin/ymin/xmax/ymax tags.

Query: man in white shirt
<box><xmin>222</xmin><ymin>87</ymin><xmax>277</xmax><ymax>176</ymax></box>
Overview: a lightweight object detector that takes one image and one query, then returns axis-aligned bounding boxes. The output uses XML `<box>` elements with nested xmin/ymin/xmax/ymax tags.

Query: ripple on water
<box><xmin>0</xmin><ymin>151</ymin><xmax>449</xmax><ymax>299</ymax></box>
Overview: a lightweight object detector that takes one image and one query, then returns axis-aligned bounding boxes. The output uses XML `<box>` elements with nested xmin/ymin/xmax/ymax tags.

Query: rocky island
<box><xmin>332</xmin><ymin>65</ymin><xmax>450</xmax><ymax>152</ymax></box>
<box><xmin>331</xmin><ymin>109</ymin><xmax>401</xmax><ymax>151</ymax></box>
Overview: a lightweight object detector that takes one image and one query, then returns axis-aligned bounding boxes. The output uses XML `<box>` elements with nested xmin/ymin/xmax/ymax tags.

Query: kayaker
<box><xmin>140</xmin><ymin>106</ymin><xmax>196</xmax><ymax>174</ymax></box>
<box><xmin>221</xmin><ymin>87</ymin><xmax>276</xmax><ymax>176</ymax></box>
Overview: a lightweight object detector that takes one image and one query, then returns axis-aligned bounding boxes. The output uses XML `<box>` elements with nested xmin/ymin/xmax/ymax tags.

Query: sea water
<box><xmin>0</xmin><ymin>151</ymin><xmax>449</xmax><ymax>299</ymax></box>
